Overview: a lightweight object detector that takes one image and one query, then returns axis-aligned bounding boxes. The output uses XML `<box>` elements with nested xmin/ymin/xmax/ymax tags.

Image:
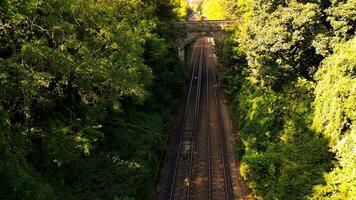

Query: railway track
<box><xmin>166</xmin><ymin>37</ymin><xmax>239</xmax><ymax>200</ymax></box>
<box><xmin>168</xmin><ymin>38</ymin><xmax>204</xmax><ymax>200</ymax></box>
<box><xmin>211</xmin><ymin>49</ymin><xmax>234</xmax><ymax>200</ymax></box>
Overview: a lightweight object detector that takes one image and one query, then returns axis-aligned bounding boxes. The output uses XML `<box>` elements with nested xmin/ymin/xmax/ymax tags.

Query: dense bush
<box><xmin>0</xmin><ymin>0</ymin><xmax>185</xmax><ymax>199</ymax></box>
<box><xmin>216</xmin><ymin>0</ymin><xmax>355</xmax><ymax>199</ymax></box>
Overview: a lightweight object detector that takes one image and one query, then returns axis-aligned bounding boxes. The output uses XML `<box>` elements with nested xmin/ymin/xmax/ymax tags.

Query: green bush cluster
<box><xmin>0</xmin><ymin>0</ymin><xmax>185</xmax><ymax>199</ymax></box>
<box><xmin>216</xmin><ymin>0</ymin><xmax>355</xmax><ymax>199</ymax></box>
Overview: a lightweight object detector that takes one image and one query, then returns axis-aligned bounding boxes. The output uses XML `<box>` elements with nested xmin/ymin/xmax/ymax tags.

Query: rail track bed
<box><xmin>158</xmin><ymin>37</ymin><xmax>247</xmax><ymax>200</ymax></box>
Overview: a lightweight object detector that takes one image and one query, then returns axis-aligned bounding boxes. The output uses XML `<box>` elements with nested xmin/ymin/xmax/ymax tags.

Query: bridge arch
<box><xmin>173</xmin><ymin>20</ymin><xmax>239</xmax><ymax>62</ymax></box>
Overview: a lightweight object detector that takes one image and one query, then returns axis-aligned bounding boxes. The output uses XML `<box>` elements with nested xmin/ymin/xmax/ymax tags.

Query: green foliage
<box><xmin>312</xmin><ymin>0</ymin><xmax>355</xmax><ymax>57</ymax></box>
<box><xmin>326</xmin><ymin>0</ymin><xmax>356</xmax><ymax>44</ymax></box>
<box><xmin>243</xmin><ymin>1</ymin><xmax>324</xmax><ymax>88</ymax></box>
<box><xmin>0</xmin><ymin>107</ymin><xmax>56</xmax><ymax>200</ymax></box>
<box><xmin>202</xmin><ymin>0</ymin><xmax>225</xmax><ymax>20</ymax></box>
<box><xmin>172</xmin><ymin>0</ymin><xmax>191</xmax><ymax>20</ymax></box>
<box><xmin>311</xmin><ymin>38</ymin><xmax>356</xmax><ymax>200</ymax></box>
<box><xmin>216</xmin><ymin>0</ymin><xmax>355</xmax><ymax>199</ymax></box>
<box><xmin>202</xmin><ymin>0</ymin><xmax>238</xmax><ymax>20</ymax></box>
<box><xmin>313</xmin><ymin>38</ymin><xmax>356</xmax><ymax>147</ymax></box>
<box><xmin>0</xmin><ymin>0</ymin><xmax>184</xmax><ymax>199</ymax></box>
<box><xmin>233</xmin><ymin>79</ymin><xmax>332</xmax><ymax>199</ymax></box>
<box><xmin>237</xmin><ymin>0</ymin><xmax>254</xmax><ymax>20</ymax></box>
<box><xmin>215</xmin><ymin>31</ymin><xmax>247</xmax><ymax>98</ymax></box>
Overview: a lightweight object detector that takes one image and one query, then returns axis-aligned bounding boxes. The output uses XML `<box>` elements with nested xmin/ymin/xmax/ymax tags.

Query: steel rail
<box><xmin>212</xmin><ymin>59</ymin><xmax>234</xmax><ymax>200</ymax></box>
<box><xmin>169</xmin><ymin>39</ymin><xmax>203</xmax><ymax>200</ymax></box>
<box><xmin>212</xmin><ymin>49</ymin><xmax>247</xmax><ymax>200</ymax></box>
<box><xmin>186</xmin><ymin>38</ymin><xmax>204</xmax><ymax>200</ymax></box>
<box><xmin>169</xmin><ymin>41</ymin><xmax>199</xmax><ymax>200</ymax></box>
<box><xmin>206</xmin><ymin>37</ymin><xmax>212</xmax><ymax>200</ymax></box>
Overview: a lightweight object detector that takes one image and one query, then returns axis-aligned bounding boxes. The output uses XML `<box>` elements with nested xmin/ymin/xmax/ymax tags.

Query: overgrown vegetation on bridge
<box><xmin>0</xmin><ymin>0</ymin><xmax>185</xmax><ymax>199</ymax></box>
<box><xmin>214</xmin><ymin>0</ymin><xmax>355</xmax><ymax>199</ymax></box>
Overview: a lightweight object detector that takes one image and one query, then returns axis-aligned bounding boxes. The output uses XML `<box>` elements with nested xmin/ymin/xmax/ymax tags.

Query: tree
<box><xmin>312</xmin><ymin>38</ymin><xmax>356</xmax><ymax>199</ymax></box>
<box><xmin>202</xmin><ymin>0</ymin><xmax>238</xmax><ymax>20</ymax></box>
<box><xmin>242</xmin><ymin>1</ymin><xmax>324</xmax><ymax>89</ymax></box>
<box><xmin>214</xmin><ymin>0</ymin><xmax>355</xmax><ymax>198</ymax></box>
<box><xmin>0</xmin><ymin>0</ymin><xmax>185</xmax><ymax>199</ymax></box>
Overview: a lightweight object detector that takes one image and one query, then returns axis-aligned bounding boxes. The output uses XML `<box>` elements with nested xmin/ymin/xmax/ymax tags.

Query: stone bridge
<box><xmin>173</xmin><ymin>20</ymin><xmax>239</xmax><ymax>62</ymax></box>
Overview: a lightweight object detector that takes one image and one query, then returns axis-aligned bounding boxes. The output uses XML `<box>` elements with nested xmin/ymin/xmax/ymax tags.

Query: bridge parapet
<box><xmin>174</xmin><ymin>20</ymin><xmax>239</xmax><ymax>62</ymax></box>
<box><xmin>174</xmin><ymin>20</ymin><xmax>238</xmax><ymax>32</ymax></box>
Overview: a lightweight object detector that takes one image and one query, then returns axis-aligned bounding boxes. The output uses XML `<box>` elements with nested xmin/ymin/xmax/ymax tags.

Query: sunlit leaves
<box><xmin>218</xmin><ymin>0</ymin><xmax>355</xmax><ymax>198</ymax></box>
<box><xmin>202</xmin><ymin>0</ymin><xmax>238</xmax><ymax>20</ymax></box>
<box><xmin>311</xmin><ymin>38</ymin><xmax>356</xmax><ymax>199</ymax></box>
<box><xmin>173</xmin><ymin>0</ymin><xmax>190</xmax><ymax>20</ymax></box>
<box><xmin>313</xmin><ymin>38</ymin><xmax>356</xmax><ymax>147</ymax></box>
<box><xmin>326</xmin><ymin>0</ymin><xmax>356</xmax><ymax>42</ymax></box>
<box><xmin>243</xmin><ymin>1</ymin><xmax>323</xmax><ymax>87</ymax></box>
